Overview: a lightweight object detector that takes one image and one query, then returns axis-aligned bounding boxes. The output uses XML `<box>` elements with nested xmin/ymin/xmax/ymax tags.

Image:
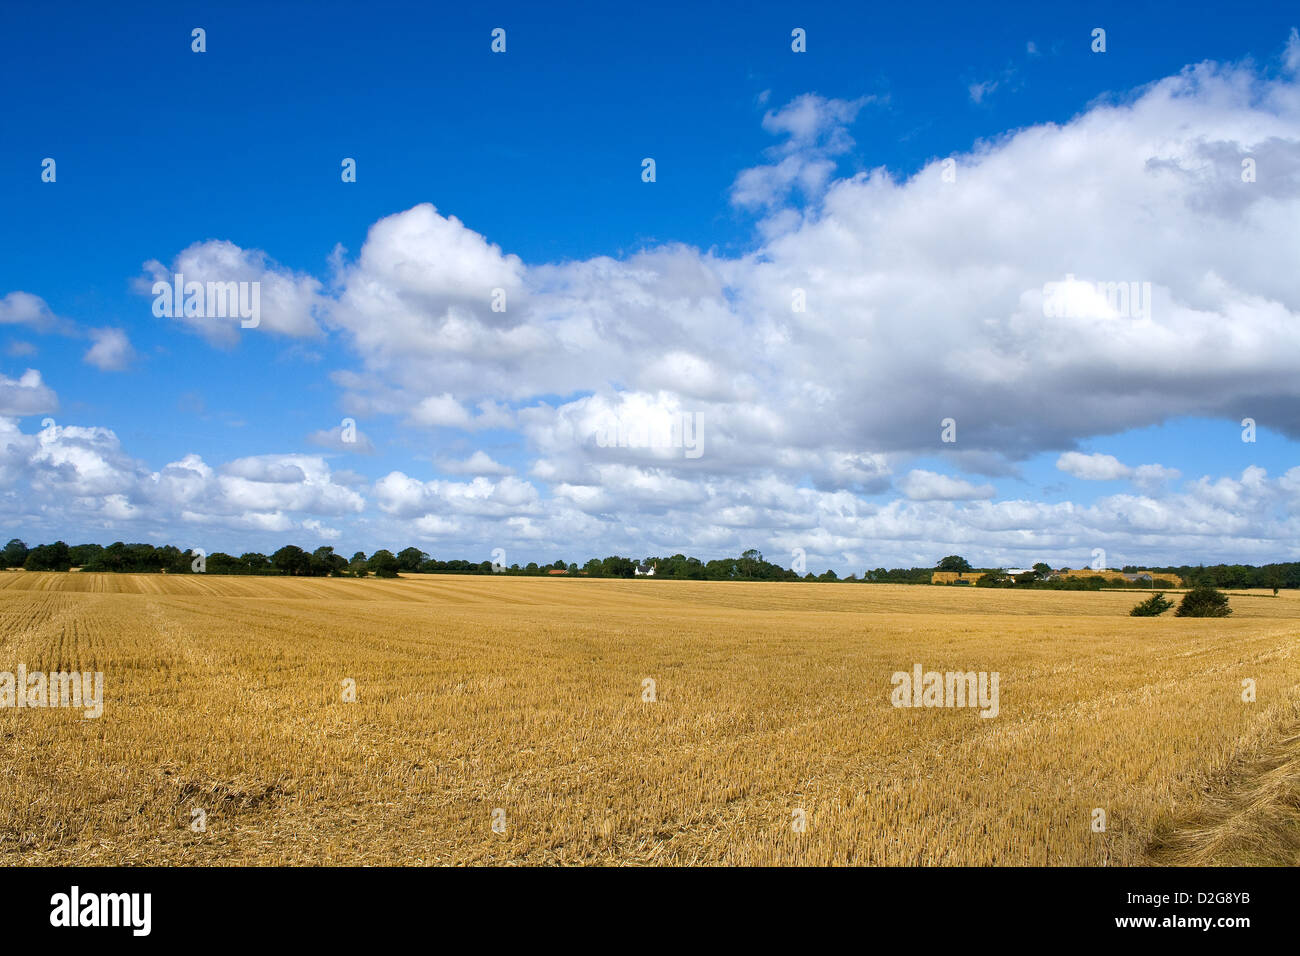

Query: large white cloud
<box><xmin>299</xmin><ymin>48</ymin><xmax>1300</xmax><ymax>496</ymax></box>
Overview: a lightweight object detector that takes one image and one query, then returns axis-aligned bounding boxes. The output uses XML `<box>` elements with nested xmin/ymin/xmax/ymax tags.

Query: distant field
<box><xmin>1</xmin><ymin>572</ymin><xmax>1297</xmax><ymax>865</ymax></box>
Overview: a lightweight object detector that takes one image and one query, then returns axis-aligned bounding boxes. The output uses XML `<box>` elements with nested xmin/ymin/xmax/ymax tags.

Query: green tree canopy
<box><xmin>271</xmin><ymin>545</ymin><xmax>311</xmax><ymax>576</ymax></box>
<box><xmin>396</xmin><ymin>548</ymin><xmax>426</xmax><ymax>572</ymax></box>
<box><xmin>23</xmin><ymin>541</ymin><xmax>71</xmax><ymax>572</ymax></box>
<box><xmin>2</xmin><ymin>539</ymin><xmax>28</xmax><ymax>566</ymax></box>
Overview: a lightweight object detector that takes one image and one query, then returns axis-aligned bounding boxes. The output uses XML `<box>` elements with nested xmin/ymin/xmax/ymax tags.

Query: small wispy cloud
<box><xmin>1057</xmin><ymin>452</ymin><xmax>1181</xmax><ymax>490</ymax></box>
<box><xmin>437</xmin><ymin>450</ymin><xmax>514</xmax><ymax>477</ymax></box>
<box><xmin>83</xmin><ymin>327</ymin><xmax>136</xmax><ymax>371</ymax></box>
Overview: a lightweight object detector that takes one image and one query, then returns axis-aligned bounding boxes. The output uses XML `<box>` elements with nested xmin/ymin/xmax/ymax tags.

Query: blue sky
<box><xmin>2</xmin><ymin>2</ymin><xmax>1299</xmax><ymax>572</ymax></box>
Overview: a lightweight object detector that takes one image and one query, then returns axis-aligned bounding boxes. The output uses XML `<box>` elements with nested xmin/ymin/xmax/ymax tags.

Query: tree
<box><xmin>1130</xmin><ymin>592</ymin><xmax>1174</xmax><ymax>617</ymax></box>
<box><xmin>601</xmin><ymin>556</ymin><xmax>636</xmax><ymax>578</ymax></box>
<box><xmin>311</xmin><ymin>546</ymin><xmax>347</xmax><ymax>576</ymax></box>
<box><xmin>207</xmin><ymin>552</ymin><xmax>241</xmax><ymax>573</ymax></box>
<box><xmin>368</xmin><ymin>549</ymin><xmax>400</xmax><ymax>578</ymax></box>
<box><xmin>3</xmin><ymin>539</ymin><xmax>28</xmax><ymax>567</ymax></box>
<box><xmin>975</xmin><ymin>570</ymin><xmax>1011</xmax><ymax>587</ymax></box>
<box><xmin>937</xmin><ymin>555</ymin><xmax>972</xmax><ymax>572</ymax></box>
<box><xmin>110</xmin><ymin>542</ymin><xmax>162</xmax><ymax>572</ymax></box>
<box><xmin>156</xmin><ymin>545</ymin><xmax>188</xmax><ymax>573</ymax></box>
<box><xmin>70</xmin><ymin>543</ymin><xmax>104</xmax><ymax>567</ymax></box>
<box><xmin>240</xmin><ymin>553</ymin><xmax>272</xmax><ymax>573</ymax></box>
<box><xmin>1032</xmin><ymin>562</ymin><xmax>1052</xmax><ymax>578</ymax></box>
<box><xmin>271</xmin><ymin>545</ymin><xmax>311</xmax><ymax>576</ymax></box>
<box><xmin>396</xmin><ymin>547</ymin><xmax>426</xmax><ymax>572</ymax></box>
<box><xmin>1175</xmin><ymin>586</ymin><xmax>1232</xmax><ymax>618</ymax></box>
<box><xmin>23</xmin><ymin>541</ymin><xmax>71</xmax><ymax>572</ymax></box>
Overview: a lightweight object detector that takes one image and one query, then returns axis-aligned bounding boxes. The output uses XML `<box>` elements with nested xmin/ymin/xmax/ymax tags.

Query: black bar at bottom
<box><xmin>0</xmin><ymin>865</ymin><xmax>1281</xmax><ymax>942</ymax></box>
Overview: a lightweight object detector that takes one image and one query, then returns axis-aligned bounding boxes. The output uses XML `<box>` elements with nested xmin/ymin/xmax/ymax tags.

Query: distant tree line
<box><xmin>1133</xmin><ymin>564</ymin><xmax>1299</xmax><ymax>590</ymax></box>
<box><xmin>972</xmin><ymin>569</ymin><xmax>1182</xmax><ymax>590</ymax></box>
<box><xmin>0</xmin><ymin>541</ymin><xmax>821</xmax><ymax>581</ymax></box>
<box><xmin>863</xmin><ymin>567</ymin><xmax>936</xmax><ymax>584</ymax></box>
<box><xmin>2</xmin><ymin>538</ymin><xmax>1298</xmax><ymax>587</ymax></box>
<box><xmin>584</xmin><ymin>550</ymin><xmax>818</xmax><ymax>580</ymax></box>
<box><xmin>931</xmin><ymin>554</ymin><xmax>1297</xmax><ymax>591</ymax></box>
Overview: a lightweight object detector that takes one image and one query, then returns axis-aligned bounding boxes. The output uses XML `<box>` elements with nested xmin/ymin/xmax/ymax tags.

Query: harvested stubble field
<box><xmin>1</xmin><ymin>571</ymin><xmax>1297</xmax><ymax>866</ymax></box>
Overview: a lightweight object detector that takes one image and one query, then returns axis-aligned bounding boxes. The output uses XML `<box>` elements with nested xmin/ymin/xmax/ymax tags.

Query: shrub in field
<box><xmin>1130</xmin><ymin>592</ymin><xmax>1174</xmax><ymax>616</ymax></box>
<box><xmin>1175</xmin><ymin>586</ymin><xmax>1232</xmax><ymax>617</ymax></box>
